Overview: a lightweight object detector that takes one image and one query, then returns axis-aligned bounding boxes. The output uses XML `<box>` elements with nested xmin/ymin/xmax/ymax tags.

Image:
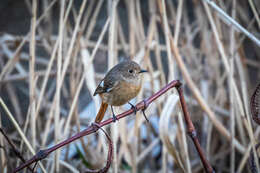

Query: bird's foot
<box><xmin>128</xmin><ymin>102</ymin><xmax>138</xmax><ymax>114</ymax></box>
<box><xmin>91</xmin><ymin>122</ymin><xmax>101</xmax><ymax>132</ymax></box>
<box><xmin>112</xmin><ymin>114</ymin><xmax>118</xmax><ymax>122</ymax></box>
<box><xmin>110</xmin><ymin>106</ymin><xmax>118</xmax><ymax>122</ymax></box>
<box><xmin>142</xmin><ymin>99</ymin><xmax>149</xmax><ymax>122</ymax></box>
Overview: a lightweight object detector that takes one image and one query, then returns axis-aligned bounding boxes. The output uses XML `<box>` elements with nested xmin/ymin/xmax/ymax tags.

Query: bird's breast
<box><xmin>101</xmin><ymin>81</ymin><xmax>141</xmax><ymax>106</ymax></box>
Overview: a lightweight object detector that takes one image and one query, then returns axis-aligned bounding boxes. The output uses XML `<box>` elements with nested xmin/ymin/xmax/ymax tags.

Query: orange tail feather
<box><xmin>95</xmin><ymin>102</ymin><xmax>108</xmax><ymax>123</ymax></box>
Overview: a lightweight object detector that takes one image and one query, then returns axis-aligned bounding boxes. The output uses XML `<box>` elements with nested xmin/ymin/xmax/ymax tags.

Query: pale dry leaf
<box><xmin>159</xmin><ymin>94</ymin><xmax>185</xmax><ymax>172</ymax></box>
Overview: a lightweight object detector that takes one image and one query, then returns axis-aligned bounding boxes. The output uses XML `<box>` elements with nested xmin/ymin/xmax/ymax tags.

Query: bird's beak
<box><xmin>139</xmin><ymin>69</ymin><xmax>148</xmax><ymax>73</ymax></box>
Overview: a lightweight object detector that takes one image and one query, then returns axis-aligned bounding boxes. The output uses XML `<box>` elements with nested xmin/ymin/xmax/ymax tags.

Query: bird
<box><xmin>93</xmin><ymin>59</ymin><xmax>147</xmax><ymax>123</ymax></box>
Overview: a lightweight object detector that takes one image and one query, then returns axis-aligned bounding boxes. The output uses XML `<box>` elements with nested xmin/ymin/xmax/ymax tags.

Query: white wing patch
<box><xmin>106</xmin><ymin>87</ymin><xmax>113</xmax><ymax>92</ymax></box>
<box><xmin>100</xmin><ymin>80</ymin><xmax>104</xmax><ymax>87</ymax></box>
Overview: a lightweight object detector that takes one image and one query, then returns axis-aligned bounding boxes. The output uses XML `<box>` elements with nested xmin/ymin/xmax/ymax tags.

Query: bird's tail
<box><xmin>95</xmin><ymin>102</ymin><xmax>108</xmax><ymax>123</ymax></box>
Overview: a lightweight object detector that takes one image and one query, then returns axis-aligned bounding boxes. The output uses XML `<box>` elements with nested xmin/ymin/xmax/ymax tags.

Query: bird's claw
<box><xmin>128</xmin><ymin>102</ymin><xmax>138</xmax><ymax>114</ymax></box>
<box><xmin>142</xmin><ymin>100</ymin><xmax>149</xmax><ymax>122</ymax></box>
<box><xmin>91</xmin><ymin>122</ymin><xmax>101</xmax><ymax>132</ymax></box>
<box><xmin>112</xmin><ymin>114</ymin><xmax>118</xmax><ymax>122</ymax></box>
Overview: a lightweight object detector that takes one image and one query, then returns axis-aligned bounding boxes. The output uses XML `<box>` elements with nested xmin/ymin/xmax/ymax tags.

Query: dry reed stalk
<box><xmin>142</xmin><ymin>15</ymin><xmax>158</xmax><ymax>117</ymax></box>
<box><xmin>48</xmin><ymin>158</ymin><xmax>79</xmax><ymax>173</ymax></box>
<box><xmin>1</xmin><ymin>0</ymin><xmax>260</xmax><ymax>172</ymax></box>
<box><xmin>136</xmin><ymin>1</ymin><xmax>145</xmax><ymax>41</ymax></box>
<box><xmin>0</xmin><ymin>0</ymin><xmax>58</xmax><ymax>81</ymax></box>
<box><xmin>230</xmin><ymin>0</ymin><xmax>236</xmax><ymax>172</ymax></box>
<box><xmin>173</xmin><ymin>0</ymin><xmax>183</xmax><ymax>45</ymax></box>
<box><xmin>203</xmin><ymin>0</ymin><xmax>260</xmax><ymax>47</ymax></box>
<box><xmin>170</xmin><ymin>37</ymin><xmax>245</xmax><ymax>152</ymax></box>
<box><xmin>200</xmin><ymin>80</ymin><xmax>212</xmax><ymax>159</ymax></box>
<box><xmin>159</xmin><ymin>0</ymin><xmax>175</xmax><ymax>82</ymax></box>
<box><xmin>17</xmin><ymin>105</ymin><xmax>31</xmax><ymax>168</ymax></box>
<box><xmin>35</xmin><ymin>0</ymin><xmax>72</xmax><ymax>120</ymax></box>
<box><xmin>54</xmin><ymin>0</ymin><xmax>66</xmax><ymax>171</ymax></box>
<box><xmin>79</xmin><ymin>18</ymin><xmax>111</xmax><ymax>169</ymax></box>
<box><xmin>41</xmin><ymin>0</ymin><xmax>87</xmax><ymax>148</ymax></box>
<box><xmin>117</xmin><ymin>119</ymin><xmax>128</xmax><ymax>164</ymax></box>
<box><xmin>151</xmin><ymin>0</ymin><xmax>166</xmax><ymax>86</ymax></box>
<box><xmin>107</xmin><ymin>1</ymin><xmax>119</xmax><ymax>173</ymax></box>
<box><xmin>202</xmin><ymin>0</ymin><xmax>245</xmax><ymax>117</ymax></box>
<box><xmin>229</xmin><ymin>43</ymin><xmax>235</xmax><ymax>173</ymax></box>
<box><xmin>81</xmin><ymin>0</ymin><xmax>95</xmax><ymax>35</ymax></box>
<box><xmin>127</xmin><ymin>0</ymin><xmax>135</xmax><ymax>58</ymax></box>
<box><xmin>29</xmin><ymin>0</ymin><xmax>36</xmax><ymax>152</ymax></box>
<box><xmin>5</xmin><ymin>84</ymin><xmax>22</xmax><ymax>123</ymax></box>
<box><xmin>236</xmin><ymin>35</ymin><xmax>253</xmax><ymax>147</ymax></box>
<box><xmin>0</xmin><ymin>98</ymin><xmax>47</xmax><ymax>172</ymax></box>
<box><xmin>247</xmin><ymin>0</ymin><xmax>260</xmax><ymax>30</ymax></box>
<box><xmin>178</xmin><ymin>112</ymin><xmax>192</xmax><ymax>173</ymax></box>
<box><xmin>203</xmin><ymin>1</ymin><xmax>260</xmax><ymax>172</ymax></box>
<box><xmin>136</xmin><ymin>138</ymin><xmax>160</xmax><ymax>163</ymax></box>
<box><xmin>85</xmin><ymin>0</ymin><xmax>104</xmax><ymax>41</ymax></box>
<box><xmin>117</xmin><ymin>14</ymin><xmax>128</xmax><ymax>53</ymax></box>
<box><xmin>2</xmin><ymin>70</ymin><xmax>58</xmax><ymax>83</ymax></box>
<box><xmin>237</xmin><ymin>144</ymin><xmax>253</xmax><ymax>172</ymax></box>
<box><xmin>159</xmin><ymin>94</ymin><xmax>185</xmax><ymax>172</ymax></box>
<box><xmin>132</xmin><ymin>111</ymin><xmax>140</xmax><ymax>173</ymax></box>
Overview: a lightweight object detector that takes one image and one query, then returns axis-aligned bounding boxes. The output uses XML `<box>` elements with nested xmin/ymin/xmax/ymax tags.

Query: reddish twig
<box><xmin>84</xmin><ymin>125</ymin><xmax>113</xmax><ymax>173</ymax></box>
<box><xmin>177</xmin><ymin>87</ymin><xmax>214</xmax><ymax>173</ymax></box>
<box><xmin>0</xmin><ymin>128</ymin><xmax>35</xmax><ymax>172</ymax></box>
<box><xmin>13</xmin><ymin>80</ymin><xmax>213</xmax><ymax>173</ymax></box>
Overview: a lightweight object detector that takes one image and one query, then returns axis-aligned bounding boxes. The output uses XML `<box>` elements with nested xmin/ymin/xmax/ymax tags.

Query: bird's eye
<box><xmin>128</xmin><ymin>69</ymin><xmax>134</xmax><ymax>73</ymax></box>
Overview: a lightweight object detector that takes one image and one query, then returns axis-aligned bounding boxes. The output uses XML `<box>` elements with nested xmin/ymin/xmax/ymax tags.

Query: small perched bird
<box><xmin>93</xmin><ymin>60</ymin><xmax>147</xmax><ymax>123</ymax></box>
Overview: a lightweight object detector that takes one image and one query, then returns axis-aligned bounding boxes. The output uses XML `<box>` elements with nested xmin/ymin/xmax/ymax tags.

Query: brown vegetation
<box><xmin>0</xmin><ymin>0</ymin><xmax>260</xmax><ymax>172</ymax></box>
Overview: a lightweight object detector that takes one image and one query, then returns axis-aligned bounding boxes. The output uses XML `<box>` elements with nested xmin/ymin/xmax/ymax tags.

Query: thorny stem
<box><xmin>13</xmin><ymin>80</ymin><xmax>213</xmax><ymax>173</ymax></box>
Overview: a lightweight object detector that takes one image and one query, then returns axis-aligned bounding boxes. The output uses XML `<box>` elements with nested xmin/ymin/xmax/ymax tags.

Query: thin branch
<box><xmin>177</xmin><ymin>87</ymin><xmax>214</xmax><ymax>173</ymax></box>
<box><xmin>0</xmin><ymin>98</ymin><xmax>47</xmax><ymax>172</ymax></box>
<box><xmin>13</xmin><ymin>80</ymin><xmax>213</xmax><ymax>173</ymax></box>
<box><xmin>0</xmin><ymin>128</ymin><xmax>34</xmax><ymax>172</ymax></box>
<box><xmin>249</xmin><ymin>143</ymin><xmax>260</xmax><ymax>173</ymax></box>
<box><xmin>202</xmin><ymin>0</ymin><xmax>260</xmax><ymax>47</ymax></box>
<box><xmin>84</xmin><ymin>126</ymin><xmax>113</xmax><ymax>173</ymax></box>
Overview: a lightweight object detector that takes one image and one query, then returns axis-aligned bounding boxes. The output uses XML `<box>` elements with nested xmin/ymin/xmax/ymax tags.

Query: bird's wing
<box><xmin>93</xmin><ymin>73</ymin><xmax>119</xmax><ymax>96</ymax></box>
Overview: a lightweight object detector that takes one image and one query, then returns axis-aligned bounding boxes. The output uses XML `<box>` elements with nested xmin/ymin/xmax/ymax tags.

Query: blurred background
<box><xmin>0</xmin><ymin>0</ymin><xmax>260</xmax><ymax>172</ymax></box>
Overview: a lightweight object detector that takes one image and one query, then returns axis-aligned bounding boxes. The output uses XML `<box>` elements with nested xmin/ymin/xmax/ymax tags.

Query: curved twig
<box><xmin>250</xmin><ymin>83</ymin><xmax>260</xmax><ymax>125</ymax></box>
<box><xmin>13</xmin><ymin>80</ymin><xmax>213</xmax><ymax>173</ymax></box>
<box><xmin>84</xmin><ymin>126</ymin><xmax>113</xmax><ymax>173</ymax></box>
<box><xmin>12</xmin><ymin>80</ymin><xmax>181</xmax><ymax>173</ymax></box>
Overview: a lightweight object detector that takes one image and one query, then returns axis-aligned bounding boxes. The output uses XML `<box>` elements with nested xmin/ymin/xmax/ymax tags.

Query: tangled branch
<box><xmin>12</xmin><ymin>80</ymin><xmax>214</xmax><ymax>173</ymax></box>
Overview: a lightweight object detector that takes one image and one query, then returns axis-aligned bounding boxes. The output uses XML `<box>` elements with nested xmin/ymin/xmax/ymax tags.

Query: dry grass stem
<box><xmin>1</xmin><ymin>0</ymin><xmax>259</xmax><ymax>172</ymax></box>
